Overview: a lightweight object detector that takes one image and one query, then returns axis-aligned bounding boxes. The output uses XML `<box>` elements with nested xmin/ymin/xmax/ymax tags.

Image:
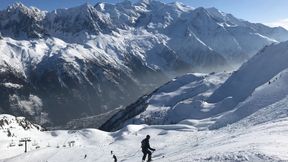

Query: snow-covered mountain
<box><xmin>0</xmin><ymin>114</ymin><xmax>43</xmax><ymax>137</ymax></box>
<box><xmin>0</xmin><ymin>36</ymin><xmax>168</xmax><ymax>127</ymax></box>
<box><xmin>95</xmin><ymin>0</ymin><xmax>288</xmax><ymax>63</ymax></box>
<box><xmin>208</xmin><ymin>41</ymin><xmax>288</xmax><ymax>129</ymax></box>
<box><xmin>0</xmin><ymin>3</ymin><xmax>47</xmax><ymax>39</ymax></box>
<box><xmin>101</xmin><ymin>40</ymin><xmax>288</xmax><ymax>132</ymax></box>
<box><xmin>1</xmin><ymin>0</ymin><xmax>288</xmax><ymax>128</ymax></box>
<box><xmin>100</xmin><ymin>72</ymin><xmax>231</xmax><ymax>131</ymax></box>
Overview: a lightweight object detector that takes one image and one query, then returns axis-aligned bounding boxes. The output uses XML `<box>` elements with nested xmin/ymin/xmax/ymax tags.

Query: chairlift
<box><xmin>19</xmin><ymin>137</ymin><xmax>32</xmax><ymax>153</ymax></box>
<box><xmin>32</xmin><ymin>140</ymin><xmax>37</xmax><ymax>146</ymax></box>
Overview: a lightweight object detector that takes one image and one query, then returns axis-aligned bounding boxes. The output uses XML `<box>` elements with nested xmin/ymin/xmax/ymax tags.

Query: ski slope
<box><xmin>1</xmin><ymin>110</ymin><xmax>288</xmax><ymax>162</ymax></box>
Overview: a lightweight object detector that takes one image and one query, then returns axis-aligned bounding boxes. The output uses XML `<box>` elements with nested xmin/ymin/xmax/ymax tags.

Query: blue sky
<box><xmin>0</xmin><ymin>0</ymin><xmax>287</xmax><ymax>28</ymax></box>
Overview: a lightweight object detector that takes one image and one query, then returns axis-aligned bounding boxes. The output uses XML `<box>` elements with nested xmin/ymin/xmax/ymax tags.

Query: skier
<box><xmin>141</xmin><ymin>135</ymin><xmax>155</xmax><ymax>162</ymax></box>
<box><xmin>111</xmin><ymin>151</ymin><xmax>117</xmax><ymax>162</ymax></box>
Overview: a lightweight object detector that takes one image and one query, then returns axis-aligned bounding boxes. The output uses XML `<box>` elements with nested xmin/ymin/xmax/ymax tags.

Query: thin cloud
<box><xmin>265</xmin><ymin>19</ymin><xmax>288</xmax><ymax>30</ymax></box>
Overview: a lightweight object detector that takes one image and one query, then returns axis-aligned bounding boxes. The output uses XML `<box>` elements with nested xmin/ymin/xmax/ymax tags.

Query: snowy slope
<box><xmin>102</xmin><ymin>40</ymin><xmax>288</xmax><ymax>132</ymax></box>
<box><xmin>100</xmin><ymin>72</ymin><xmax>231</xmax><ymax>131</ymax></box>
<box><xmin>1</xmin><ymin>113</ymin><xmax>288</xmax><ymax>162</ymax></box>
<box><xmin>209</xmin><ymin>42</ymin><xmax>288</xmax><ymax>129</ymax></box>
<box><xmin>209</xmin><ymin>41</ymin><xmax>288</xmax><ymax>104</ymax></box>
<box><xmin>1</xmin><ymin>0</ymin><xmax>288</xmax><ymax>128</ymax></box>
<box><xmin>0</xmin><ymin>114</ymin><xmax>42</xmax><ymax>138</ymax></box>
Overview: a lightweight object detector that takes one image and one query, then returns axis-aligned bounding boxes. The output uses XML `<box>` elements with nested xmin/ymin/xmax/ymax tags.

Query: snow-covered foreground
<box><xmin>1</xmin><ymin>112</ymin><xmax>288</xmax><ymax>162</ymax></box>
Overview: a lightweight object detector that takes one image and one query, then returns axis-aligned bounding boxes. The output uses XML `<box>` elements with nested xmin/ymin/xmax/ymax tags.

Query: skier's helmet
<box><xmin>146</xmin><ymin>135</ymin><xmax>150</xmax><ymax>139</ymax></box>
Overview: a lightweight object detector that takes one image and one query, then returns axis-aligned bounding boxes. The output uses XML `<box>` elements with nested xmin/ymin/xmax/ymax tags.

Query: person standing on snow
<box><xmin>141</xmin><ymin>135</ymin><xmax>155</xmax><ymax>162</ymax></box>
<box><xmin>111</xmin><ymin>151</ymin><xmax>117</xmax><ymax>162</ymax></box>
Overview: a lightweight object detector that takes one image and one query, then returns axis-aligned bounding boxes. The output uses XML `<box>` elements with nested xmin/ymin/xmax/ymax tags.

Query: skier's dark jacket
<box><xmin>141</xmin><ymin>138</ymin><xmax>153</xmax><ymax>151</ymax></box>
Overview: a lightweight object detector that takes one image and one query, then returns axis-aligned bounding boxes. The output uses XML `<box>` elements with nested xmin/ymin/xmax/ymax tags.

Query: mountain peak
<box><xmin>5</xmin><ymin>2</ymin><xmax>45</xmax><ymax>20</ymax></box>
<box><xmin>136</xmin><ymin>0</ymin><xmax>156</xmax><ymax>8</ymax></box>
<box><xmin>194</xmin><ymin>7</ymin><xmax>207</xmax><ymax>12</ymax></box>
<box><xmin>77</xmin><ymin>3</ymin><xmax>94</xmax><ymax>11</ymax></box>
<box><xmin>8</xmin><ymin>2</ymin><xmax>27</xmax><ymax>10</ymax></box>
<box><xmin>45</xmin><ymin>2</ymin><xmax>113</xmax><ymax>37</ymax></box>
<box><xmin>206</xmin><ymin>7</ymin><xmax>226</xmax><ymax>18</ymax></box>
<box><xmin>139</xmin><ymin>0</ymin><xmax>153</xmax><ymax>4</ymax></box>
<box><xmin>51</xmin><ymin>3</ymin><xmax>94</xmax><ymax>15</ymax></box>
<box><xmin>169</xmin><ymin>1</ymin><xmax>193</xmax><ymax>12</ymax></box>
<box><xmin>7</xmin><ymin>2</ymin><xmax>42</xmax><ymax>13</ymax></box>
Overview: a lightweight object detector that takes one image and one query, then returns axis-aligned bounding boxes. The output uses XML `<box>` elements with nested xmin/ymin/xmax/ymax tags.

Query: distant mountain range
<box><xmin>0</xmin><ymin>0</ymin><xmax>288</xmax><ymax>128</ymax></box>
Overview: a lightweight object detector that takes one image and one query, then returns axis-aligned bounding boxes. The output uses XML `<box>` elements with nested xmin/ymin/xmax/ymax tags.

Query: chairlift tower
<box><xmin>19</xmin><ymin>137</ymin><xmax>31</xmax><ymax>153</ymax></box>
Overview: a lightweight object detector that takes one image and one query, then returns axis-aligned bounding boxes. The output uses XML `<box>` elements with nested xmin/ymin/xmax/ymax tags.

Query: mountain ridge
<box><xmin>100</xmin><ymin>40</ymin><xmax>288</xmax><ymax>131</ymax></box>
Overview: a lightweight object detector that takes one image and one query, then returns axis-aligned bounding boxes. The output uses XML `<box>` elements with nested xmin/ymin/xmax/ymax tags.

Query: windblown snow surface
<box><xmin>2</xmin><ymin>41</ymin><xmax>288</xmax><ymax>161</ymax></box>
